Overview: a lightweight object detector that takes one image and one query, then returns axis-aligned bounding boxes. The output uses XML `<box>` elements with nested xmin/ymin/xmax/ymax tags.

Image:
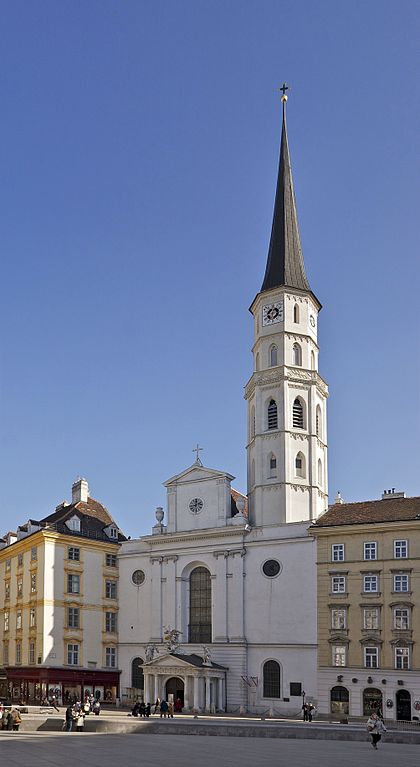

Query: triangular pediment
<box><xmin>164</xmin><ymin>463</ymin><xmax>234</xmax><ymax>487</ymax></box>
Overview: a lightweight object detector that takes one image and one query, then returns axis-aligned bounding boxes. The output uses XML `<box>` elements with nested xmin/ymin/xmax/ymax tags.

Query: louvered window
<box><xmin>267</xmin><ymin>400</ymin><xmax>278</xmax><ymax>430</ymax></box>
<box><xmin>292</xmin><ymin>398</ymin><xmax>304</xmax><ymax>428</ymax></box>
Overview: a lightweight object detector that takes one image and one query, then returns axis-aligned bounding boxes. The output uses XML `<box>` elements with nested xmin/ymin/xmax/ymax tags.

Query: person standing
<box><xmin>160</xmin><ymin>699</ymin><xmax>169</xmax><ymax>718</ymax></box>
<box><xmin>76</xmin><ymin>710</ymin><xmax>85</xmax><ymax>732</ymax></box>
<box><xmin>145</xmin><ymin>702</ymin><xmax>151</xmax><ymax>718</ymax></box>
<box><xmin>302</xmin><ymin>703</ymin><xmax>308</xmax><ymax>722</ymax></box>
<box><xmin>175</xmin><ymin>698</ymin><xmax>183</xmax><ymax>713</ymax></box>
<box><xmin>168</xmin><ymin>701</ymin><xmax>174</xmax><ymax>719</ymax></box>
<box><xmin>50</xmin><ymin>694</ymin><xmax>60</xmax><ymax>712</ymax></box>
<box><xmin>367</xmin><ymin>712</ymin><xmax>387</xmax><ymax>749</ymax></box>
<box><xmin>65</xmin><ymin>705</ymin><xmax>74</xmax><ymax>732</ymax></box>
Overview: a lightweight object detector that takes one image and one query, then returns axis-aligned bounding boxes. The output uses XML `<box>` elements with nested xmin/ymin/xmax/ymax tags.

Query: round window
<box><xmin>189</xmin><ymin>498</ymin><xmax>204</xmax><ymax>514</ymax></box>
<box><xmin>262</xmin><ymin>559</ymin><xmax>281</xmax><ymax>578</ymax></box>
<box><xmin>132</xmin><ymin>570</ymin><xmax>145</xmax><ymax>585</ymax></box>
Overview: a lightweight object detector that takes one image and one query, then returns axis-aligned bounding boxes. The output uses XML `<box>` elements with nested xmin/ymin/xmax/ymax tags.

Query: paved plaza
<box><xmin>0</xmin><ymin>732</ymin><xmax>419</xmax><ymax>767</ymax></box>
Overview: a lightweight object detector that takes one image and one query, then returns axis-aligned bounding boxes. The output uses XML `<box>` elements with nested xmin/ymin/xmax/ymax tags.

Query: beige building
<box><xmin>311</xmin><ymin>490</ymin><xmax>420</xmax><ymax>720</ymax></box>
<box><xmin>0</xmin><ymin>478</ymin><xmax>124</xmax><ymax>704</ymax></box>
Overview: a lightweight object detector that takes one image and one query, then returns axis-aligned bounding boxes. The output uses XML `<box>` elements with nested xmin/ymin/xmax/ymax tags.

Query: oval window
<box><xmin>262</xmin><ymin>559</ymin><xmax>281</xmax><ymax>578</ymax></box>
<box><xmin>132</xmin><ymin>570</ymin><xmax>145</xmax><ymax>586</ymax></box>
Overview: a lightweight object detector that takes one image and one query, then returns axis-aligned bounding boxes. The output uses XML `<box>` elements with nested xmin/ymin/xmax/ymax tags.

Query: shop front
<box><xmin>5</xmin><ymin>666</ymin><xmax>121</xmax><ymax>705</ymax></box>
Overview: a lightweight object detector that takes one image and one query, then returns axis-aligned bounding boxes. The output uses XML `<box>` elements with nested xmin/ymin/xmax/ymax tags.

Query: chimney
<box><xmin>381</xmin><ymin>489</ymin><xmax>405</xmax><ymax>500</ymax></box>
<box><xmin>334</xmin><ymin>491</ymin><xmax>344</xmax><ymax>505</ymax></box>
<box><xmin>72</xmin><ymin>478</ymin><xmax>89</xmax><ymax>504</ymax></box>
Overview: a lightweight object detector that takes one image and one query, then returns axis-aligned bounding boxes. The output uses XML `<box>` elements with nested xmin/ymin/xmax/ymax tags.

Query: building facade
<box><xmin>0</xmin><ymin>479</ymin><xmax>124</xmax><ymax>704</ymax></box>
<box><xmin>311</xmin><ymin>491</ymin><xmax>420</xmax><ymax>720</ymax></box>
<box><xmin>117</xmin><ymin>94</ymin><xmax>328</xmax><ymax>713</ymax></box>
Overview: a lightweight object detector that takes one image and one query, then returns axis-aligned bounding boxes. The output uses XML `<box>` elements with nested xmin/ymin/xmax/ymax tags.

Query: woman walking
<box><xmin>367</xmin><ymin>712</ymin><xmax>387</xmax><ymax>749</ymax></box>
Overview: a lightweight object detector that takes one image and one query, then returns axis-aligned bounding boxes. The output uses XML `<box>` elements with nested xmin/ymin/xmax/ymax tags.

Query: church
<box><xmin>118</xmin><ymin>91</ymin><xmax>329</xmax><ymax>714</ymax></box>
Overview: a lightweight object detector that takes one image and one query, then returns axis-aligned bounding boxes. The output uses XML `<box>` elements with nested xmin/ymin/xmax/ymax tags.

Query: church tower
<box><xmin>245</xmin><ymin>90</ymin><xmax>328</xmax><ymax>526</ymax></box>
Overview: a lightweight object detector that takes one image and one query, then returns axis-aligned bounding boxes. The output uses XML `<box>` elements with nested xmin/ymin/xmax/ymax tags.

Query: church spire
<box><xmin>261</xmin><ymin>86</ymin><xmax>310</xmax><ymax>294</ymax></box>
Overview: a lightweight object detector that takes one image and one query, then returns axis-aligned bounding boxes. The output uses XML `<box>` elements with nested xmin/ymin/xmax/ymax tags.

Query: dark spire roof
<box><xmin>261</xmin><ymin>99</ymin><xmax>310</xmax><ymax>293</ymax></box>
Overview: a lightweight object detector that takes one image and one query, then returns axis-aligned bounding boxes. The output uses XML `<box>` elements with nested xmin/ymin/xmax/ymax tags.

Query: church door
<box><xmin>165</xmin><ymin>677</ymin><xmax>184</xmax><ymax>705</ymax></box>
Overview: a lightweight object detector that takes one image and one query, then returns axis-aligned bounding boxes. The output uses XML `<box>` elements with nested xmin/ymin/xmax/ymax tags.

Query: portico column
<box><xmin>217</xmin><ymin>678</ymin><xmax>224</xmax><ymax>711</ymax></box>
<box><xmin>144</xmin><ymin>673</ymin><xmax>150</xmax><ymax>703</ymax></box>
<box><xmin>153</xmin><ymin>674</ymin><xmax>159</xmax><ymax>703</ymax></box>
<box><xmin>193</xmin><ymin>676</ymin><xmax>200</xmax><ymax>711</ymax></box>
<box><xmin>205</xmin><ymin>676</ymin><xmax>211</xmax><ymax>712</ymax></box>
<box><xmin>183</xmin><ymin>676</ymin><xmax>190</xmax><ymax>710</ymax></box>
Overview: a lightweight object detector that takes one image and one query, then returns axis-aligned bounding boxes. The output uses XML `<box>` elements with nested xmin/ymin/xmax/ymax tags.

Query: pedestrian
<box><xmin>83</xmin><ymin>699</ymin><xmax>91</xmax><ymax>716</ymax></box>
<box><xmin>65</xmin><ymin>704</ymin><xmax>74</xmax><ymax>732</ymax></box>
<box><xmin>174</xmin><ymin>698</ymin><xmax>183</xmax><ymax>713</ymax></box>
<box><xmin>7</xmin><ymin>708</ymin><xmax>22</xmax><ymax>732</ymax></box>
<box><xmin>307</xmin><ymin>703</ymin><xmax>314</xmax><ymax>722</ymax></box>
<box><xmin>145</xmin><ymin>702</ymin><xmax>151</xmax><ymax>718</ymax></box>
<box><xmin>131</xmin><ymin>701</ymin><xmax>140</xmax><ymax>717</ymax></box>
<box><xmin>367</xmin><ymin>712</ymin><xmax>387</xmax><ymax>749</ymax></box>
<box><xmin>160</xmin><ymin>699</ymin><xmax>169</xmax><ymax>718</ymax></box>
<box><xmin>153</xmin><ymin>697</ymin><xmax>160</xmax><ymax>714</ymax></box>
<box><xmin>139</xmin><ymin>701</ymin><xmax>146</xmax><ymax>718</ymax></box>
<box><xmin>302</xmin><ymin>703</ymin><xmax>308</xmax><ymax>722</ymax></box>
<box><xmin>76</xmin><ymin>710</ymin><xmax>85</xmax><ymax>732</ymax></box>
<box><xmin>168</xmin><ymin>701</ymin><xmax>174</xmax><ymax>719</ymax></box>
<box><xmin>50</xmin><ymin>694</ymin><xmax>60</xmax><ymax>712</ymax></box>
<box><xmin>92</xmin><ymin>700</ymin><xmax>101</xmax><ymax>716</ymax></box>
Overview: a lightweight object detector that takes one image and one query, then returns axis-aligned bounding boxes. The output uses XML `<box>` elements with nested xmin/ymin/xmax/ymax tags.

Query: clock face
<box><xmin>262</xmin><ymin>301</ymin><xmax>284</xmax><ymax>326</ymax></box>
<box><xmin>189</xmin><ymin>498</ymin><xmax>204</xmax><ymax>515</ymax></box>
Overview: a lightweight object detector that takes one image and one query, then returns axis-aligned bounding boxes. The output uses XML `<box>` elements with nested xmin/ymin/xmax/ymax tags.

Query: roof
<box><xmin>312</xmin><ymin>496</ymin><xmax>420</xmax><ymax>528</ymax></box>
<box><xmin>261</xmin><ymin>100</ymin><xmax>311</xmax><ymax>294</ymax></box>
<box><xmin>33</xmin><ymin>497</ymin><xmax>126</xmax><ymax>543</ymax></box>
<box><xmin>170</xmin><ymin>653</ymin><xmax>227</xmax><ymax>670</ymax></box>
<box><xmin>41</xmin><ymin>497</ymin><xmax>114</xmax><ymax>528</ymax></box>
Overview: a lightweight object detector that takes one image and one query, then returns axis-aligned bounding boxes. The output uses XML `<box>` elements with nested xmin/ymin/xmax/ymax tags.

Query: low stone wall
<box><xmin>16</xmin><ymin>716</ymin><xmax>420</xmax><ymax>744</ymax></box>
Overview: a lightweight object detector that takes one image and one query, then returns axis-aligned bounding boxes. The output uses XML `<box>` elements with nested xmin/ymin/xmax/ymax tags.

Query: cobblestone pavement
<box><xmin>0</xmin><ymin>732</ymin><xmax>419</xmax><ymax>767</ymax></box>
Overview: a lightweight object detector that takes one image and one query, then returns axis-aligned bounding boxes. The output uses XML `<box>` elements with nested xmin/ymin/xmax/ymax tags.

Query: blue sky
<box><xmin>0</xmin><ymin>0</ymin><xmax>418</xmax><ymax>536</ymax></box>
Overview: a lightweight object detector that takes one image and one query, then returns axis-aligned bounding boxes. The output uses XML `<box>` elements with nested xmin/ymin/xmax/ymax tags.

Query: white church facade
<box><xmin>118</xmin><ymin>93</ymin><xmax>329</xmax><ymax>714</ymax></box>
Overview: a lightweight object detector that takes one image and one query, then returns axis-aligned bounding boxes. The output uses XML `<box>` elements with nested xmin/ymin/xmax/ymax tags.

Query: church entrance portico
<box><xmin>143</xmin><ymin>652</ymin><xmax>227</xmax><ymax>712</ymax></box>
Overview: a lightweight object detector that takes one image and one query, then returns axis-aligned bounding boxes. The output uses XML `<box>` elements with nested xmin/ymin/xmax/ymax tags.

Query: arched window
<box><xmin>295</xmin><ymin>452</ymin><xmax>306</xmax><ymax>478</ymax></box>
<box><xmin>293</xmin><ymin>343</ymin><xmax>302</xmax><ymax>366</ymax></box>
<box><xmin>269</xmin><ymin>453</ymin><xmax>277</xmax><ymax>477</ymax></box>
<box><xmin>189</xmin><ymin>567</ymin><xmax>211</xmax><ymax>643</ymax></box>
<box><xmin>131</xmin><ymin>657</ymin><xmax>144</xmax><ymax>690</ymax></box>
<box><xmin>292</xmin><ymin>398</ymin><xmax>304</xmax><ymax>429</ymax></box>
<box><xmin>269</xmin><ymin>345</ymin><xmax>278</xmax><ymax>367</ymax></box>
<box><xmin>316</xmin><ymin>405</ymin><xmax>322</xmax><ymax>438</ymax></box>
<box><xmin>267</xmin><ymin>399</ymin><xmax>278</xmax><ymax>430</ymax></box>
<box><xmin>293</xmin><ymin>304</ymin><xmax>299</xmax><ymax>323</ymax></box>
<box><xmin>263</xmin><ymin>660</ymin><xmax>280</xmax><ymax>698</ymax></box>
<box><xmin>318</xmin><ymin>459</ymin><xmax>323</xmax><ymax>487</ymax></box>
<box><xmin>311</xmin><ymin>351</ymin><xmax>316</xmax><ymax>370</ymax></box>
<box><xmin>250</xmin><ymin>405</ymin><xmax>255</xmax><ymax>439</ymax></box>
<box><xmin>255</xmin><ymin>352</ymin><xmax>260</xmax><ymax>372</ymax></box>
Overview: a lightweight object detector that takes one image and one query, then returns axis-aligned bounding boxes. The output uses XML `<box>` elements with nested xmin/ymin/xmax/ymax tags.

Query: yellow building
<box><xmin>311</xmin><ymin>490</ymin><xmax>420</xmax><ymax>720</ymax></box>
<box><xmin>0</xmin><ymin>478</ymin><xmax>124</xmax><ymax>704</ymax></box>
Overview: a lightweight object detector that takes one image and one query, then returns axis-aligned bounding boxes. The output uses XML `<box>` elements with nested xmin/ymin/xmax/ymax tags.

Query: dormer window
<box><xmin>66</xmin><ymin>516</ymin><xmax>81</xmax><ymax>533</ymax></box>
<box><xmin>108</xmin><ymin>527</ymin><xmax>118</xmax><ymax>540</ymax></box>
